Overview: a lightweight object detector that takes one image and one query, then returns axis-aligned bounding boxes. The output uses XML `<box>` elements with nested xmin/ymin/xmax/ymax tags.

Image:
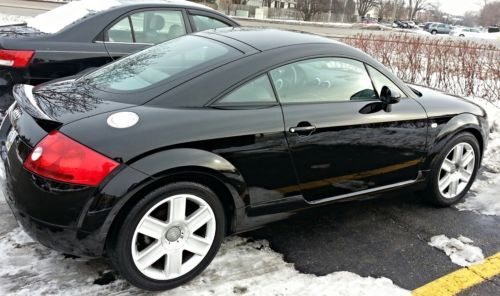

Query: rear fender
<box><xmin>78</xmin><ymin>148</ymin><xmax>248</xmax><ymax>255</ymax></box>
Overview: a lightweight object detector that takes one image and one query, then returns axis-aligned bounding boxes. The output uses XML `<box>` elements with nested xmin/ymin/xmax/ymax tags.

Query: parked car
<box><xmin>422</xmin><ymin>22</ymin><xmax>437</xmax><ymax>31</ymax></box>
<box><xmin>0</xmin><ymin>28</ymin><xmax>488</xmax><ymax>291</ymax></box>
<box><xmin>428</xmin><ymin>23</ymin><xmax>453</xmax><ymax>34</ymax></box>
<box><xmin>0</xmin><ymin>0</ymin><xmax>238</xmax><ymax>112</ymax></box>
<box><xmin>450</xmin><ymin>27</ymin><xmax>481</xmax><ymax>37</ymax></box>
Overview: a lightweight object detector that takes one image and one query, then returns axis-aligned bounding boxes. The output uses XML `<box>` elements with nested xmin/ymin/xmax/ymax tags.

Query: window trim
<box><xmin>189</xmin><ymin>13</ymin><xmax>232</xmax><ymax>32</ymax></box>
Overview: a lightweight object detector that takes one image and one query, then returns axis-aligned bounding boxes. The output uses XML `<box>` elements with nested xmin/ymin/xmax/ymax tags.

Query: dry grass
<box><xmin>342</xmin><ymin>34</ymin><xmax>500</xmax><ymax>102</ymax></box>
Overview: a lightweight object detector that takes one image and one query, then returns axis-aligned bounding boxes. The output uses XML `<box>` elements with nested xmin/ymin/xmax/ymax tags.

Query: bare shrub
<box><xmin>341</xmin><ymin>34</ymin><xmax>500</xmax><ymax>103</ymax></box>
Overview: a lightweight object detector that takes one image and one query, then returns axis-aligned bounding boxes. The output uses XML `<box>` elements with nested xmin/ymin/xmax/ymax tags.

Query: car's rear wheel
<box><xmin>431</xmin><ymin>30</ymin><xmax>437</xmax><ymax>35</ymax></box>
<box><xmin>424</xmin><ymin>132</ymin><xmax>480</xmax><ymax>206</ymax></box>
<box><xmin>108</xmin><ymin>182</ymin><xmax>225</xmax><ymax>291</ymax></box>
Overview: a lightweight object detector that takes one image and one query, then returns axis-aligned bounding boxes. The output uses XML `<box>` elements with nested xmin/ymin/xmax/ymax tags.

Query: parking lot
<box><xmin>0</xmin><ymin>1</ymin><xmax>499</xmax><ymax>295</ymax></box>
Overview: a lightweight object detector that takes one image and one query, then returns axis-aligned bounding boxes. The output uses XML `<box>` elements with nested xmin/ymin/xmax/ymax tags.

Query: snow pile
<box><xmin>0</xmin><ymin>13</ymin><xmax>30</xmax><ymax>26</ymax></box>
<box><xmin>456</xmin><ymin>98</ymin><xmax>500</xmax><ymax>216</ymax></box>
<box><xmin>0</xmin><ymin>226</ymin><xmax>409</xmax><ymax>296</ymax></box>
<box><xmin>429</xmin><ymin>235</ymin><xmax>485</xmax><ymax>267</ymax></box>
<box><xmin>26</xmin><ymin>0</ymin><xmax>120</xmax><ymax>34</ymax></box>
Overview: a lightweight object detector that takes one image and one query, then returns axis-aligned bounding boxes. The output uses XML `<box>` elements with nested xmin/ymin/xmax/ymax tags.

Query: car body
<box><xmin>450</xmin><ymin>27</ymin><xmax>481</xmax><ymax>37</ymax></box>
<box><xmin>428</xmin><ymin>23</ymin><xmax>453</xmax><ymax>34</ymax></box>
<box><xmin>0</xmin><ymin>0</ymin><xmax>238</xmax><ymax>111</ymax></box>
<box><xmin>0</xmin><ymin>28</ymin><xmax>489</xmax><ymax>290</ymax></box>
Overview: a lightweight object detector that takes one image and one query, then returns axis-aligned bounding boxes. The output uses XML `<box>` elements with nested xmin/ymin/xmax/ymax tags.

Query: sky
<box><xmin>435</xmin><ymin>0</ymin><xmax>484</xmax><ymax>16</ymax></box>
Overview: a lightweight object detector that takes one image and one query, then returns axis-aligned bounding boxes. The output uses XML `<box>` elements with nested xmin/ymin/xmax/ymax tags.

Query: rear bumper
<box><xmin>0</xmin><ymin>111</ymin><xmax>104</xmax><ymax>256</ymax></box>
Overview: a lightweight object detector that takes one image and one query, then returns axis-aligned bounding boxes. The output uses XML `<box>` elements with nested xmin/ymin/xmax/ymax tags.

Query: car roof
<box><xmin>200</xmin><ymin>27</ymin><xmax>337</xmax><ymax>51</ymax></box>
<box><xmin>118</xmin><ymin>0</ymin><xmax>211</xmax><ymax>10</ymax></box>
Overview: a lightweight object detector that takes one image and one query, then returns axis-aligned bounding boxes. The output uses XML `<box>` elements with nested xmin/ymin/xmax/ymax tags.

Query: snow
<box><xmin>0</xmin><ymin>224</ymin><xmax>409</xmax><ymax>295</ymax></box>
<box><xmin>26</xmin><ymin>0</ymin><xmax>121</xmax><ymax>34</ymax></box>
<box><xmin>455</xmin><ymin>98</ymin><xmax>500</xmax><ymax>216</ymax></box>
<box><xmin>0</xmin><ymin>13</ymin><xmax>29</xmax><ymax>26</ymax></box>
<box><xmin>428</xmin><ymin>235</ymin><xmax>484</xmax><ymax>267</ymax></box>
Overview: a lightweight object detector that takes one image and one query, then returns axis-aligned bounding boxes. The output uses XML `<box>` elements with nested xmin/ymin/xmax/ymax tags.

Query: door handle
<box><xmin>289</xmin><ymin>125</ymin><xmax>316</xmax><ymax>134</ymax></box>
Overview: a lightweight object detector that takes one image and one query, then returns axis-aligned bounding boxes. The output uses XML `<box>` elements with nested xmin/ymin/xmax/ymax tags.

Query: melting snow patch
<box><xmin>0</xmin><ymin>225</ymin><xmax>409</xmax><ymax>296</ymax></box>
<box><xmin>0</xmin><ymin>13</ymin><xmax>29</xmax><ymax>26</ymax></box>
<box><xmin>26</xmin><ymin>0</ymin><xmax>120</xmax><ymax>34</ymax></box>
<box><xmin>456</xmin><ymin>98</ymin><xmax>500</xmax><ymax>216</ymax></box>
<box><xmin>428</xmin><ymin>235</ymin><xmax>484</xmax><ymax>267</ymax></box>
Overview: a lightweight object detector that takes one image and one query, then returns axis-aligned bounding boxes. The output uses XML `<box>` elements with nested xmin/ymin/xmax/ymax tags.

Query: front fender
<box><xmin>424</xmin><ymin>113</ymin><xmax>488</xmax><ymax>170</ymax></box>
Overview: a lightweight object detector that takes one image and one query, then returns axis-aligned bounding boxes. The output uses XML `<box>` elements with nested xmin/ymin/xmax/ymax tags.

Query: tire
<box><xmin>423</xmin><ymin>132</ymin><xmax>480</xmax><ymax>206</ymax></box>
<box><xmin>431</xmin><ymin>30</ymin><xmax>437</xmax><ymax>35</ymax></box>
<box><xmin>107</xmin><ymin>182</ymin><xmax>225</xmax><ymax>291</ymax></box>
<box><xmin>459</xmin><ymin>34</ymin><xmax>465</xmax><ymax>37</ymax></box>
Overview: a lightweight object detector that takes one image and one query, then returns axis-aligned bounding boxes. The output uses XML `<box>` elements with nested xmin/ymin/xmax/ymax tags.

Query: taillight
<box><xmin>23</xmin><ymin>131</ymin><xmax>119</xmax><ymax>186</ymax></box>
<box><xmin>0</xmin><ymin>49</ymin><xmax>34</xmax><ymax>67</ymax></box>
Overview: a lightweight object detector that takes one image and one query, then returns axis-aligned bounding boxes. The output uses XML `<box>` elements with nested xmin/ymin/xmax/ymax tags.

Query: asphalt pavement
<box><xmin>0</xmin><ymin>1</ymin><xmax>499</xmax><ymax>295</ymax></box>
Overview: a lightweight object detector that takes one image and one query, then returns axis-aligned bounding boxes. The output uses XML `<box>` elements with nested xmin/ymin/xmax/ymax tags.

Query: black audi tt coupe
<box><xmin>0</xmin><ymin>28</ymin><xmax>488</xmax><ymax>290</ymax></box>
<box><xmin>0</xmin><ymin>0</ymin><xmax>238</xmax><ymax>111</ymax></box>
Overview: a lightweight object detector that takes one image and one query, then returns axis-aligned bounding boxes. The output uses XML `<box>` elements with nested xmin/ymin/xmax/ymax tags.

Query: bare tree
<box><xmin>408</xmin><ymin>0</ymin><xmax>429</xmax><ymax>20</ymax></box>
<box><xmin>296</xmin><ymin>0</ymin><xmax>330</xmax><ymax>21</ymax></box>
<box><xmin>356</xmin><ymin>0</ymin><xmax>378</xmax><ymax>17</ymax></box>
<box><xmin>479</xmin><ymin>1</ymin><xmax>500</xmax><ymax>26</ymax></box>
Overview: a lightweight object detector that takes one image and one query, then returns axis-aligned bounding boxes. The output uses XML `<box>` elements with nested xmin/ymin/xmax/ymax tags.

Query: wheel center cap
<box><xmin>165</xmin><ymin>227</ymin><xmax>182</xmax><ymax>242</ymax></box>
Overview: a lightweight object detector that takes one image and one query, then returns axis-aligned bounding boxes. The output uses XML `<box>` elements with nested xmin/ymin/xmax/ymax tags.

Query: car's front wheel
<box><xmin>424</xmin><ymin>132</ymin><xmax>480</xmax><ymax>206</ymax></box>
<box><xmin>108</xmin><ymin>182</ymin><xmax>225</xmax><ymax>291</ymax></box>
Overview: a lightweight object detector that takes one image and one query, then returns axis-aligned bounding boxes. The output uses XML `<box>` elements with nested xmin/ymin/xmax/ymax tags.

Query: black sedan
<box><xmin>0</xmin><ymin>28</ymin><xmax>488</xmax><ymax>291</ymax></box>
<box><xmin>0</xmin><ymin>0</ymin><xmax>238</xmax><ymax>111</ymax></box>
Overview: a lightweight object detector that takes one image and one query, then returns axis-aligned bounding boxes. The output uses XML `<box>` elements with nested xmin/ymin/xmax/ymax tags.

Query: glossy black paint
<box><xmin>0</xmin><ymin>28</ymin><xmax>489</xmax><ymax>257</ymax></box>
<box><xmin>0</xmin><ymin>1</ymin><xmax>239</xmax><ymax>111</ymax></box>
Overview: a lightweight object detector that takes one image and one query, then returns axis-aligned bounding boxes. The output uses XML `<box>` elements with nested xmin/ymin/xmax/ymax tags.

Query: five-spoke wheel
<box><xmin>438</xmin><ymin>142</ymin><xmax>475</xmax><ymax>199</ymax></box>
<box><xmin>108</xmin><ymin>182</ymin><xmax>225</xmax><ymax>291</ymax></box>
<box><xmin>424</xmin><ymin>132</ymin><xmax>480</xmax><ymax>206</ymax></box>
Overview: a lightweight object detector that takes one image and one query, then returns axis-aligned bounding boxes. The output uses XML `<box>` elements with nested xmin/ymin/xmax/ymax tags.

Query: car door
<box><xmin>210</xmin><ymin>75</ymin><xmax>301</xmax><ymax>205</ymax></box>
<box><xmin>103</xmin><ymin>9</ymin><xmax>190</xmax><ymax>60</ymax></box>
<box><xmin>269</xmin><ymin>57</ymin><xmax>428</xmax><ymax>202</ymax></box>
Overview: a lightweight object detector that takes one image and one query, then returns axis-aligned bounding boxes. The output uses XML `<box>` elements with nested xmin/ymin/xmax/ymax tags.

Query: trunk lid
<box><xmin>0</xmin><ymin>24</ymin><xmax>47</xmax><ymax>39</ymax></box>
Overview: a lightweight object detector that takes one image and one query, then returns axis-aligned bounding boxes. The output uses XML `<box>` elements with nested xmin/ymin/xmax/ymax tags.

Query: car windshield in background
<box><xmin>80</xmin><ymin>35</ymin><xmax>241</xmax><ymax>92</ymax></box>
<box><xmin>26</xmin><ymin>0</ymin><xmax>120</xmax><ymax>33</ymax></box>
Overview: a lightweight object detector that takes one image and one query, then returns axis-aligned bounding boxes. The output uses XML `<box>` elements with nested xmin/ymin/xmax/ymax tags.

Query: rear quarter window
<box><xmin>79</xmin><ymin>35</ymin><xmax>242</xmax><ymax>92</ymax></box>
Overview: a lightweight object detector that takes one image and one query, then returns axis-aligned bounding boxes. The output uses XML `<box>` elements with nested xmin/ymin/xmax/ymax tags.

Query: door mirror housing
<box><xmin>380</xmin><ymin>86</ymin><xmax>401</xmax><ymax>105</ymax></box>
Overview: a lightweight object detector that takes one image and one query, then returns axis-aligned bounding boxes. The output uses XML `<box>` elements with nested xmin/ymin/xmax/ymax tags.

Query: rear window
<box><xmin>79</xmin><ymin>35</ymin><xmax>242</xmax><ymax>92</ymax></box>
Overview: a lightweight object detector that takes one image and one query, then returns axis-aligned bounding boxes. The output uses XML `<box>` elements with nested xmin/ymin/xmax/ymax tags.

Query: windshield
<box><xmin>26</xmin><ymin>0</ymin><xmax>120</xmax><ymax>33</ymax></box>
<box><xmin>79</xmin><ymin>35</ymin><xmax>242</xmax><ymax>92</ymax></box>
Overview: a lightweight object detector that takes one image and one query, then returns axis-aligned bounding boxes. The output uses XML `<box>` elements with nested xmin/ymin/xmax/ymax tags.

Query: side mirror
<box><xmin>380</xmin><ymin>86</ymin><xmax>401</xmax><ymax>105</ymax></box>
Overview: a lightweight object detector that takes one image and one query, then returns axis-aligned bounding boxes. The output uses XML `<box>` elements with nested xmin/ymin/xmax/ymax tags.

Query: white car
<box><xmin>450</xmin><ymin>27</ymin><xmax>481</xmax><ymax>37</ymax></box>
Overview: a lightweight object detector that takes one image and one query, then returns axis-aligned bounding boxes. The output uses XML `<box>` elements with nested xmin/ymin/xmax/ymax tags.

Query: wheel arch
<box><xmin>94</xmin><ymin>148</ymin><xmax>249</xmax><ymax>255</ymax></box>
<box><xmin>424</xmin><ymin>113</ymin><xmax>487</xmax><ymax>171</ymax></box>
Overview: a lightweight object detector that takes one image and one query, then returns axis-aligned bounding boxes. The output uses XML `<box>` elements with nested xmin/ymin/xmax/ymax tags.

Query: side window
<box><xmin>131</xmin><ymin>10</ymin><xmax>186</xmax><ymax>44</ymax></box>
<box><xmin>192</xmin><ymin>15</ymin><xmax>230</xmax><ymax>32</ymax></box>
<box><xmin>217</xmin><ymin>75</ymin><xmax>277</xmax><ymax>104</ymax></box>
<box><xmin>366</xmin><ymin>65</ymin><xmax>405</xmax><ymax>97</ymax></box>
<box><xmin>107</xmin><ymin>10</ymin><xmax>186</xmax><ymax>44</ymax></box>
<box><xmin>106</xmin><ymin>17</ymin><xmax>133</xmax><ymax>42</ymax></box>
<box><xmin>269</xmin><ymin>58</ymin><xmax>376</xmax><ymax>103</ymax></box>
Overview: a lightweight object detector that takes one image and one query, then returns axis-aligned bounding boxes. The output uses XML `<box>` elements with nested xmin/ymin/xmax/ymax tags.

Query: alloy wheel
<box><xmin>131</xmin><ymin>194</ymin><xmax>216</xmax><ymax>280</ymax></box>
<box><xmin>438</xmin><ymin>142</ymin><xmax>475</xmax><ymax>199</ymax></box>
